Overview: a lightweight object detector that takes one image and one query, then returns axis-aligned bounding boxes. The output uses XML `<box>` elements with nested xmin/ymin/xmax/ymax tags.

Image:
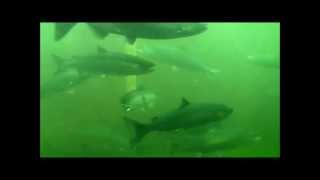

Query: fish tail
<box><xmin>123</xmin><ymin>116</ymin><xmax>150</xmax><ymax>147</ymax></box>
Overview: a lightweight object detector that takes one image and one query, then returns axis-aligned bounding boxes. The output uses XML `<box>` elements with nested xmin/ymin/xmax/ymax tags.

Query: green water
<box><xmin>40</xmin><ymin>23</ymin><xmax>280</xmax><ymax>157</ymax></box>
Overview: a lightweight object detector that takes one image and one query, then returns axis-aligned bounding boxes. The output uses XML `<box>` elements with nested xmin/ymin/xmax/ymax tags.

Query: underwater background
<box><xmin>40</xmin><ymin>22</ymin><xmax>280</xmax><ymax>157</ymax></box>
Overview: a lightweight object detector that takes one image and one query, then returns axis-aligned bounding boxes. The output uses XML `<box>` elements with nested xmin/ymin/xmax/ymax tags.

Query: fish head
<box><xmin>130</xmin><ymin>56</ymin><xmax>156</xmax><ymax>70</ymax></box>
<box><xmin>119</xmin><ymin>61</ymin><xmax>155</xmax><ymax>75</ymax></box>
<box><xmin>138</xmin><ymin>64</ymin><xmax>155</xmax><ymax>74</ymax></box>
<box><xmin>173</xmin><ymin>23</ymin><xmax>208</xmax><ymax>37</ymax></box>
<box><xmin>206</xmin><ymin>104</ymin><xmax>233</xmax><ymax>121</ymax></box>
<box><xmin>136</xmin><ymin>93</ymin><xmax>156</xmax><ymax>105</ymax></box>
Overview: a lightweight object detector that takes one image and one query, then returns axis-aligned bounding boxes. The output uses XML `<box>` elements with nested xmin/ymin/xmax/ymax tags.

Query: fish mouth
<box><xmin>187</xmin><ymin>23</ymin><xmax>208</xmax><ymax>34</ymax></box>
<box><xmin>216</xmin><ymin>107</ymin><xmax>233</xmax><ymax>119</ymax></box>
<box><xmin>225</xmin><ymin>108</ymin><xmax>233</xmax><ymax>117</ymax></box>
<box><xmin>228</xmin><ymin>108</ymin><xmax>233</xmax><ymax>114</ymax></box>
<box><xmin>142</xmin><ymin>66</ymin><xmax>155</xmax><ymax>73</ymax></box>
<box><xmin>196</xmin><ymin>23</ymin><xmax>208</xmax><ymax>32</ymax></box>
<box><xmin>175</xmin><ymin>23</ymin><xmax>208</xmax><ymax>36</ymax></box>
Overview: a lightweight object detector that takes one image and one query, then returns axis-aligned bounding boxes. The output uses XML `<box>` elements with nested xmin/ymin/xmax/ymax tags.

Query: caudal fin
<box><xmin>55</xmin><ymin>23</ymin><xmax>77</xmax><ymax>41</ymax></box>
<box><xmin>123</xmin><ymin>117</ymin><xmax>150</xmax><ymax>147</ymax></box>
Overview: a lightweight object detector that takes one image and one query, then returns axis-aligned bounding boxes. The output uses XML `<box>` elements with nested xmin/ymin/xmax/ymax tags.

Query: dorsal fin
<box><xmin>179</xmin><ymin>98</ymin><xmax>190</xmax><ymax>109</ymax></box>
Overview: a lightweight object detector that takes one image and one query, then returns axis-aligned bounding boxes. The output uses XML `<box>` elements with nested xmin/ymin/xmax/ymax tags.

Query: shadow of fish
<box><xmin>169</xmin><ymin>130</ymin><xmax>260</xmax><ymax>155</ymax></box>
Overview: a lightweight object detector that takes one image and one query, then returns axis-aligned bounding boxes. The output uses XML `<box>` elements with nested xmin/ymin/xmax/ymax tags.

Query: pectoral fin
<box><xmin>179</xmin><ymin>98</ymin><xmax>190</xmax><ymax>109</ymax></box>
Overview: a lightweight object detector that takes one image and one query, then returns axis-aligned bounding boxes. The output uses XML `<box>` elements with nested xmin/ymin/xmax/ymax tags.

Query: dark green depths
<box><xmin>124</xmin><ymin>98</ymin><xmax>233</xmax><ymax>146</ymax></box>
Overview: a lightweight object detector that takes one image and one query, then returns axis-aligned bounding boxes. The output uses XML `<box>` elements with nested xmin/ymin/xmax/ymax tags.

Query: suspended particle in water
<box><xmin>65</xmin><ymin>89</ymin><xmax>75</xmax><ymax>94</ymax></box>
<box><xmin>253</xmin><ymin>136</ymin><xmax>262</xmax><ymax>142</ymax></box>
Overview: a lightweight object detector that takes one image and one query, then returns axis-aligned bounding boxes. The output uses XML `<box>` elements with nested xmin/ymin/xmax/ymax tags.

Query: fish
<box><xmin>136</xmin><ymin>43</ymin><xmax>220</xmax><ymax>75</ymax></box>
<box><xmin>169</xmin><ymin>128</ymin><xmax>261</xmax><ymax>155</ymax></box>
<box><xmin>120</xmin><ymin>86</ymin><xmax>157</xmax><ymax>112</ymax></box>
<box><xmin>51</xmin><ymin>47</ymin><xmax>155</xmax><ymax>76</ymax></box>
<box><xmin>55</xmin><ymin>23</ymin><xmax>208</xmax><ymax>44</ymax></box>
<box><xmin>40</xmin><ymin>68</ymin><xmax>89</xmax><ymax>98</ymax></box>
<box><xmin>247</xmin><ymin>54</ymin><xmax>279</xmax><ymax>69</ymax></box>
<box><xmin>124</xmin><ymin>98</ymin><xmax>233</xmax><ymax>146</ymax></box>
